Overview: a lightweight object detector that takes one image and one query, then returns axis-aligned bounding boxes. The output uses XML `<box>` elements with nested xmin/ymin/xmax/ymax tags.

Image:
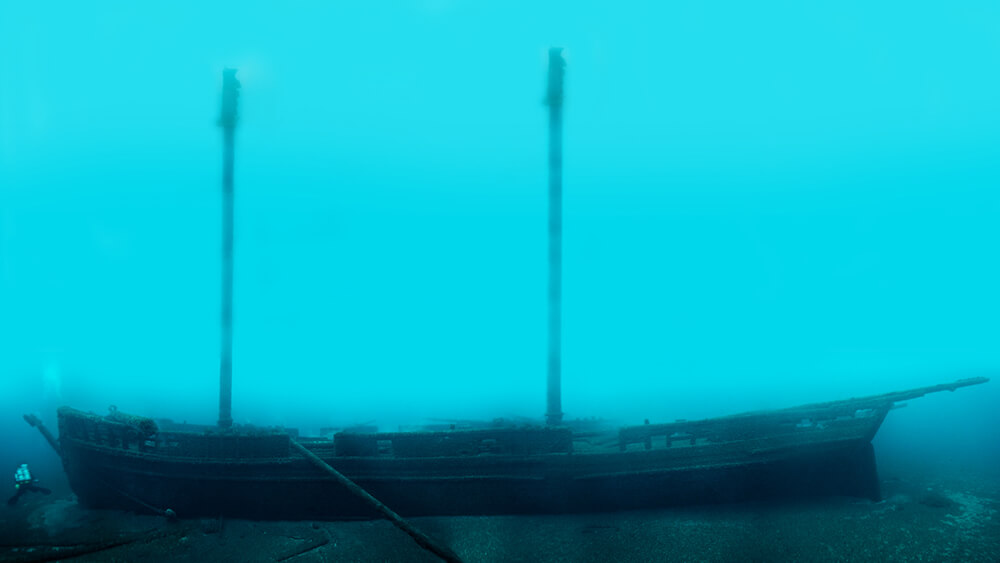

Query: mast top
<box><xmin>220</xmin><ymin>68</ymin><xmax>241</xmax><ymax>129</ymax></box>
<box><xmin>546</xmin><ymin>48</ymin><xmax>565</xmax><ymax>107</ymax></box>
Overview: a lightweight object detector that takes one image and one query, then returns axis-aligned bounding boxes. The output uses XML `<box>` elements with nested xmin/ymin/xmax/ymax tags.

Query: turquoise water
<box><xmin>2</xmin><ymin>1</ymin><xmax>998</xmax><ymax>482</ymax></box>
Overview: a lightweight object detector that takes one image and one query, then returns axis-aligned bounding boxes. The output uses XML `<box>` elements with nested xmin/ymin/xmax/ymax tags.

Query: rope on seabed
<box><xmin>95</xmin><ymin>476</ymin><xmax>176</xmax><ymax>520</ymax></box>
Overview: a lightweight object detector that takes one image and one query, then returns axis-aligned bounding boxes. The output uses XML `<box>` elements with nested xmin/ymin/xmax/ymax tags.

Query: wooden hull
<box><xmin>61</xmin><ymin>438</ymin><xmax>880</xmax><ymax>520</ymax></box>
<box><xmin>57</xmin><ymin>401</ymin><xmax>889</xmax><ymax>520</ymax></box>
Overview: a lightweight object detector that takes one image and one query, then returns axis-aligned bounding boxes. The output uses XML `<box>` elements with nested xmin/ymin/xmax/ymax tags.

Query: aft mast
<box><xmin>218</xmin><ymin>68</ymin><xmax>240</xmax><ymax>429</ymax></box>
<box><xmin>546</xmin><ymin>48</ymin><xmax>565</xmax><ymax>426</ymax></box>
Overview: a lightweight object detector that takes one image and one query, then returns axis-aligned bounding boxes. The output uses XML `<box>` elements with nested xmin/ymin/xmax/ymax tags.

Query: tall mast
<box><xmin>546</xmin><ymin>48</ymin><xmax>565</xmax><ymax>426</ymax></box>
<box><xmin>218</xmin><ymin>68</ymin><xmax>240</xmax><ymax>429</ymax></box>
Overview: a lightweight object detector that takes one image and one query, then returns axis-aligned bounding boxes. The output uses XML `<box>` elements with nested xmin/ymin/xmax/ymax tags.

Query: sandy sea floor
<box><xmin>1</xmin><ymin>467</ymin><xmax>996</xmax><ymax>562</ymax></box>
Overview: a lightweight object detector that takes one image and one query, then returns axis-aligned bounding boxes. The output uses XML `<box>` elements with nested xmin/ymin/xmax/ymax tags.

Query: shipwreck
<box><xmin>25</xmin><ymin>52</ymin><xmax>990</xmax><ymax>550</ymax></box>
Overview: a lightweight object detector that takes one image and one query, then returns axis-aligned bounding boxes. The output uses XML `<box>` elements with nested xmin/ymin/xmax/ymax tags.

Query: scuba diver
<box><xmin>7</xmin><ymin>464</ymin><xmax>52</xmax><ymax>506</ymax></box>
